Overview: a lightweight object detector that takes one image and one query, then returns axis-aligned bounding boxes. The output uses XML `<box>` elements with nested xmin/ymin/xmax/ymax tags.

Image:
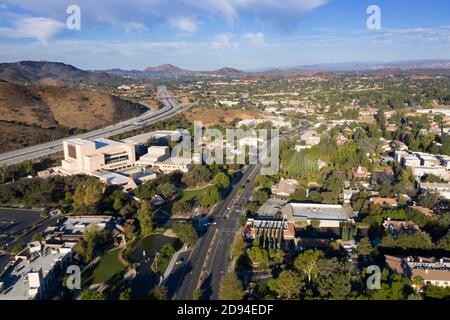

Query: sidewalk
<box><xmin>162</xmin><ymin>246</ymin><xmax>189</xmax><ymax>285</ymax></box>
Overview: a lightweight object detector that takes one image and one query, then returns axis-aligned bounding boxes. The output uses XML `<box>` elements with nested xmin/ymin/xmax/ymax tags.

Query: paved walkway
<box><xmin>162</xmin><ymin>246</ymin><xmax>189</xmax><ymax>284</ymax></box>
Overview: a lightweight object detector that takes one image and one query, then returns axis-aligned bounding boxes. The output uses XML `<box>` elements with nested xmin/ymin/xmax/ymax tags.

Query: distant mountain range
<box><xmin>106</xmin><ymin>59</ymin><xmax>450</xmax><ymax>78</ymax></box>
<box><xmin>0</xmin><ymin>61</ymin><xmax>119</xmax><ymax>85</ymax></box>
<box><xmin>298</xmin><ymin>60</ymin><xmax>450</xmax><ymax>72</ymax></box>
<box><xmin>104</xmin><ymin>64</ymin><xmax>245</xmax><ymax>78</ymax></box>
<box><xmin>1</xmin><ymin>60</ymin><xmax>450</xmax><ymax>85</ymax></box>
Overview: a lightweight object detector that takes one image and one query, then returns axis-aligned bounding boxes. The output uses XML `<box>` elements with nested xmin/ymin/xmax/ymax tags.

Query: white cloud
<box><xmin>211</xmin><ymin>33</ymin><xmax>236</xmax><ymax>48</ymax></box>
<box><xmin>189</xmin><ymin>0</ymin><xmax>328</xmax><ymax>24</ymax></box>
<box><xmin>123</xmin><ymin>22</ymin><xmax>149</xmax><ymax>33</ymax></box>
<box><xmin>168</xmin><ymin>17</ymin><xmax>199</xmax><ymax>35</ymax></box>
<box><xmin>5</xmin><ymin>0</ymin><xmax>328</xmax><ymax>31</ymax></box>
<box><xmin>0</xmin><ymin>17</ymin><xmax>65</xmax><ymax>43</ymax></box>
<box><xmin>244</xmin><ymin>32</ymin><xmax>266</xmax><ymax>46</ymax></box>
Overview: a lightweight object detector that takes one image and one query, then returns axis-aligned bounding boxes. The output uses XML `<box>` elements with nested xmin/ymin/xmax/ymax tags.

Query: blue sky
<box><xmin>0</xmin><ymin>0</ymin><xmax>449</xmax><ymax>70</ymax></box>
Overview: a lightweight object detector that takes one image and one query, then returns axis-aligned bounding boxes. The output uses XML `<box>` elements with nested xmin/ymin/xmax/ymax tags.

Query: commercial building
<box><xmin>281</xmin><ymin>203</ymin><xmax>355</xmax><ymax>228</ymax></box>
<box><xmin>396</xmin><ymin>150</ymin><xmax>450</xmax><ymax>180</ymax></box>
<box><xmin>59</xmin><ymin>138</ymin><xmax>136</xmax><ymax>175</ymax></box>
<box><xmin>419</xmin><ymin>182</ymin><xmax>450</xmax><ymax>200</ymax></box>
<box><xmin>0</xmin><ymin>242</ymin><xmax>76</xmax><ymax>300</ymax></box>
<box><xmin>244</xmin><ymin>218</ymin><xmax>295</xmax><ymax>250</ymax></box>
<box><xmin>136</xmin><ymin>146</ymin><xmax>171</xmax><ymax>165</ymax></box>
<box><xmin>385</xmin><ymin>255</ymin><xmax>450</xmax><ymax>288</ymax></box>
<box><xmin>43</xmin><ymin>215</ymin><xmax>114</xmax><ymax>245</ymax></box>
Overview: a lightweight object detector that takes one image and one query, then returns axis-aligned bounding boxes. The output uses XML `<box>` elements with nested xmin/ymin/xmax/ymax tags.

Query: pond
<box><xmin>127</xmin><ymin>234</ymin><xmax>176</xmax><ymax>298</ymax></box>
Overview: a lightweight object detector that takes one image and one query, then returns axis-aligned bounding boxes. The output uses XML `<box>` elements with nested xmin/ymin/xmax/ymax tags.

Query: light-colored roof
<box><xmin>0</xmin><ymin>248</ymin><xmax>72</xmax><ymax>300</ymax></box>
<box><xmin>64</xmin><ymin>138</ymin><xmax>93</xmax><ymax>146</ymax></box>
<box><xmin>420</xmin><ymin>182</ymin><xmax>450</xmax><ymax>190</ymax></box>
<box><xmin>385</xmin><ymin>255</ymin><xmax>450</xmax><ymax>282</ymax></box>
<box><xmin>94</xmin><ymin>138</ymin><xmax>123</xmax><ymax>149</ymax></box>
<box><xmin>283</xmin><ymin>203</ymin><xmax>353</xmax><ymax>221</ymax></box>
<box><xmin>161</xmin><ymin>157</ymin><xmax>192</xmax><ymax>165</ymax></box>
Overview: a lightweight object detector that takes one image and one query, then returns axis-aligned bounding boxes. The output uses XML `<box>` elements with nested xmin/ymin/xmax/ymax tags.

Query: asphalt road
<box><xmin>0</xmin><ymin>86</ymin><xmax>185</xmax><ymax>166</ymax></box>
<box><xmin>171</xmin><ymin>123</ymin><xmax>311</xmax><ymax>300</ymax></box>
<box><xmin>172</xmin><ymin>164</ymin><xmax>260</xmax><ymax>300</ymax></box>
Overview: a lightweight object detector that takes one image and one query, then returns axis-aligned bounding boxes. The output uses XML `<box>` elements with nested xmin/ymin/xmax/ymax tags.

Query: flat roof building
<box><xmin>282</xmin><ymin>203</ymin><xmax>354</xmax><ymax>228</ymax></box>
<box><xmin>60</xmin><ymin>138</ymin><xmax>136</xmax><ymax>175</ymax></box>
<box><xmin>0</xmin><ymin>242</ymin><xmax>75</xmax><ymax>300</ymax></box>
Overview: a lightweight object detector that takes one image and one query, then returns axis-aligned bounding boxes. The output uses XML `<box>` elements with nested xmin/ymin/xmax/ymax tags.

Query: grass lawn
<box><xmin>179</xmin><ymin>185</ymin><xmax>214</xmax><ymax>203</ymax></box>
<box><xmin>82</xmin><ymin>248</ymin><xmax>127</xmax><ymax>286</ymax></box>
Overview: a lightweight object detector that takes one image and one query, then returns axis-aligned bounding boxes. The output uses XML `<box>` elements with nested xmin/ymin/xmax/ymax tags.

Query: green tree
<box><xmin>213</xmin><ymin>172</ymin><xmax>230</xmax><ymax>190</ymax></box>
<box><xmin>182</xmin><ymin>165</ymin><xmax>212</xmax><ymax>187</ymax></box>
<box><xmin>315</xmin><ymin>258</ymin><xmax>353</xmax><ymax>300</ymax></box>
<box><xmin>149</xmin><ymin>287</ymin><xmax>167</xmax><ymax>300</ymax></box>
<box><xmin>219</xmin><ymin>272</ymin><xmax>245</xmax><ymax>300</ymax></box>
<box><xmin>247</xmin><ymin>243</ymin><xmax>270</xmax><ymax>270</ymax></box>
<box><xmin>73</xmin><ymin>179</ymin><xmax>104</xmax><ymax>211</ymax></box>
<box><xmin>357</xmin><ymin>238</ymin><xmax>376</xmax><ymax>256</ymax></box>
<box><xmin>294</xmin><ymin>250</ymin><xmax>324</xmax><ymax>284</ymax></box>
<box><xmin>437</xmin><ymin>233</ymin><xmax>450</xmax><ymax>251</ymax></box>
<box><xmin>274</xmin><ymin>271</ymin><xmax>304</xmax><ymax>300</ymax></box>
<box><xmin>172</xmin><ymin>222</ymin><xmax>198</xmax><ymax>247</ymax></box>
<box><xmin>290</xmin><ymin>188</ymin><xmax>307</xmax><ymax>202</ymax></box>
<box><xmin>80</xmin><ymin>290</ymin><xmax>106</xmax><ymax>300</ymax></box>
<box><xmin>252</xmin><ymin>190</ymin><xmax>269</xmax><ymax>206</ymax></box>
<box><xmin>199</xmin><ymin>186</ymin><xmax>221</xmax><ymax>208</ymax></box>
<box><xmin>157</xmin><ymin>183</ymin><xmax>177</xmax><ymax>199</ymax></box>
<box><xmin>119</xmin><ymin>288</ymin><xmax>133</xmax><ymax>300</ymax></box>
<box><xmin>137</xmin><ymin>201</ymin><xmax>153</xmax><ymax>237</ymax></box>
<box><xmin>370</xmin><ymin>272</ymin><xmax>411</xmax><ymax>300</ymax></box>
<box><xmin>231</xmin><ymin>234</ymin><xmax>246</xmax><ymax>259</ymax></box>
<box><xmin>75</xmin><ymin>225</ymin><xmax>108</xmax><ymax>263</ymax></box>
<box><xmin>193</xmin><ymin>289</ymin><xmax>202</xmax><ymax>300</ymax></box>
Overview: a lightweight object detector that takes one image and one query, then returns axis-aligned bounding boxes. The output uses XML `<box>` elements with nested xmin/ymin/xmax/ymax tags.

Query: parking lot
<box><xmin>0</xmin><ymin>208</ymin><xmax>42</xmax><ymax>249</ymax></box>
<box><xmin>257</xmin><ymin>198</ymin><xmax>288</xmax><ymax>218</ymax></box>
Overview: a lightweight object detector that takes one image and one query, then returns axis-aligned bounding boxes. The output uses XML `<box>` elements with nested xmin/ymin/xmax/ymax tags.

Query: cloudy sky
<box><xmin>0</xmin><ymin>0</ymin><xmax>449</xmax><ymax>70</ymax></box>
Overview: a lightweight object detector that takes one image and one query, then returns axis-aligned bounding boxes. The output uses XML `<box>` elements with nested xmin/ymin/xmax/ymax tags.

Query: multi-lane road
<box><xmin>172</xmin><ymin>164</ymin><xmax>261</xmax><ymax>300</ymax></box>
<box><xmin>172</xmin><ymin>123</ymin><xmax>310</xmax><ymax>300</ymax></box>
<box><xmin>0</xmin><ymin>86</ymin><xmax>185</xmax><ymax>166</ymax></box>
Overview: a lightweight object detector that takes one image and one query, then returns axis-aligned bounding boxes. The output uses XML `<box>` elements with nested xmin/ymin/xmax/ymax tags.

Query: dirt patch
<box><xmin>185</xmin><ymin>107</ymin><xmax>262</xmax><ymax>127</ymax></box>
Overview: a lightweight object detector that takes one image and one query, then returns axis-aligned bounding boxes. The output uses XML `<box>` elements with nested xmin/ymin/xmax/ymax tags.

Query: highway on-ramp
<box><xmin>0</xmin><ymin>86</ymin><xmax>185</xmax><ymax>166</ymax></box>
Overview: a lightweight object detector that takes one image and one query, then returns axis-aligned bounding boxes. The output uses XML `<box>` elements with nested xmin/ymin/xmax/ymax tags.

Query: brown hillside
<box><xmin>0</xmin><ymin>82</ymin><xmax>146</xmax><ymax>152</ymax></box>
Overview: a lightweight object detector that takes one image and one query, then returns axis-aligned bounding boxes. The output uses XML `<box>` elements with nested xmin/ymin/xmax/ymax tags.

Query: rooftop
<box><xmin>283</xmin><ymin>203</ymin><xmax>354</xmax><ymax>221</ymax></box>
<box><xmin>0</xmin><ymin>245</ymin><xmax>75</xmax><ymax>300</ymax></box>
<box><xmin>65</xmin><ymin>138</ymin><xmax>123</xmax><ymax>149</ymax></box>
<box><xmin>385</xmin><ymin>255</ymin><xmax>450</xmax><ymax>282</ymax></box>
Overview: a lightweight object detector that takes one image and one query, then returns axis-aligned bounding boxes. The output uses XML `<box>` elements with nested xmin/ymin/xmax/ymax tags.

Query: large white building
<box><xmin>397</xmin><ymin>150</ymin><xmax>450</xmax><ymax>180</ymax></box>
<box><xmin>0</xmin><ymin>242</ymin><xmax>75</xmax><ymax>300</ymax></box>
<box><xmin>136</xmin><ymin>146</ymin><xmax>192</xmax><ymax>173</ymax></box>
<box><xmin>60</xmin><ymin>138</ymin><xmax>136</xmax><ymax>175</ymax></box>
<box><xmin>282</xmin><ymin>203</ymin><xmax>355</xmax><ymax>228</ymax></box>
<box><xmin>419</xmin><ymin>182</ymin><xmax>450</xmax><ymax>200</ymax></box>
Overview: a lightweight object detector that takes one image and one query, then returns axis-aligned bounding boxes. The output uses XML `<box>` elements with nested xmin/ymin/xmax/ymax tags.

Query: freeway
<box><xmin>172</xmin><ymin>123</ymin><xmax>311</xmax><ymax>300</ymax></box>
<box><xmin>0</xmin><ymin>86</ymin><xmax>185</xmax><ymax>166</ymax></box>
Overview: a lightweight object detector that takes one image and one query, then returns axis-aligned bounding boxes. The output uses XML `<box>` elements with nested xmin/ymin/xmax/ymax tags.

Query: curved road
<box><xmin>0</xmin><ymin>86</ymin><xmax>185</xmax><ymax>166</ymax></box>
